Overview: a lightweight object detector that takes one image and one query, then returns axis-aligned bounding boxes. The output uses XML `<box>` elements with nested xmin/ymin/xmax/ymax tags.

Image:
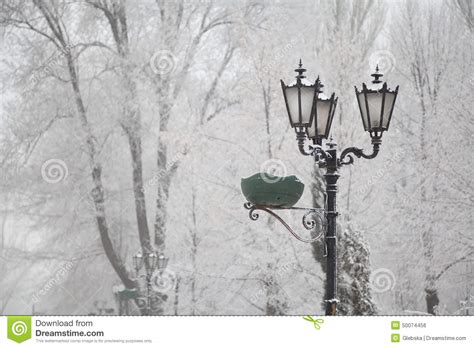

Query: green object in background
<box><xmin>391</xmin><ymin>334</ymin><xmax>400</xmax><ymax>343</ymax></box>
<box><xmin>119</xmin><ymin>288</ymin><xmax>138</xmax><ymax>299</ymax></box>
<box><xmin>241</xmin><ymin>173</ymin><xmax>304</xmax><ymax>207</ymax></box>
<box><xmin>391</xmin><ymin>321</ymin><xmax>400</xmax><ymax>330</ymax></box>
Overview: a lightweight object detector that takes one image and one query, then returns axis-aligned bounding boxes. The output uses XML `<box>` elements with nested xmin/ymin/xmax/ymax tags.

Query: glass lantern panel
<box><xmin>285</xmin><ymin>87</ymin><xmax>300</xmax><ymax>125</ymax></box>
<box><xmin>366</xmin><ymin>92</ymin><xmax>383</xmax><ymax>129</ymax></box>
<box><xmin>299</xmin><ymin>86</ymin><xmax>316</xmax><ymax>125</ymax></box>
<box><xmin>357</xmin><ymin>93</ymin><xmax>369</xmax><ymax>130</ymax></box>
<box><xmin>316</xmin><ymin>100</ymin><xmax>331</xmax><ymax>136</ymax></box>
<box><xmin>382</xmin><ymin>92</ymin><xmax>395</xmax><ymax>129</ymax></box>
<box><xmin>307</xmin><ymin>117</ymin><xmax>316</xmax><ymax>138</ymax></box>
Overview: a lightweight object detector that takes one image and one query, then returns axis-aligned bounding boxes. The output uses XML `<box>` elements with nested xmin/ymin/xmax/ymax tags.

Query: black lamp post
<box><xmin>245</xmin><ymin>61</ymin><xmax>398</xmax><ymax>315</ymax></box>
<box><xmin>285</xmin><ymin>61</ymin><xmax>398</xmax><ymax>315</ymax></box>
<box><xmin>133</xmin><ymin>250</ymin><xmax>169</xmax><ymax>315</ymax></box>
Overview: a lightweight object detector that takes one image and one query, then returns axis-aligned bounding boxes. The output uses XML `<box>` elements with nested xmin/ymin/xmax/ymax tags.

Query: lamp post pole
<box><xmin>323</xmin><ymin>140</ymin><xmax>339</xmax><ymax>315</ymax></box>
<box><xmin>146</xmin><ymin>270</ymin><xmax>152</xmax><ymax>315</ymax></box>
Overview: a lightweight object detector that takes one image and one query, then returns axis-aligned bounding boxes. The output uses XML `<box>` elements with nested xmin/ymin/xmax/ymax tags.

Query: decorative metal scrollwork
<box><xmin>339</xmin><ymin>141</ymin><xmax>381</xmax><ymax>166</ymax></box>
<box><xmin>244</xmin><ymin>202</ymin><xmax>259</xmax><ymax>220</ymax></box>
<box><xmin>296</xmin><ymin>131</ymin><xmax>331</xmax><ymax>167</ymax></box>
<box><xmin>244</xmin><ymin>203</ymin><xmax>326</xmax><ymax>243</ymax></box>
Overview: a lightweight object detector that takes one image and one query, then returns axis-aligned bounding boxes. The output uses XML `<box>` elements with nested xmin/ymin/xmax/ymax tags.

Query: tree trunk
<box><xmin>91</xmin><ymin>0</ymin><xmax>153</xmax><ymax>257</ymax></box>
<box><xmin>190</xmin><ymin>189</ymin><xmax>198</xmax><ymax>315</ymax></box>
<box><xmin>66</xmin><ymin>55</ymin><xmax>135</xmax><ymax>289</ymax></box>
<box><xmin>425</xmin><ymin>287</ymin><xmax>440</xmax><ymax>315</ymax></box>
<box><xmin>173</xmin><ymin>277</ymin><xmax>180</xmax><ymax>315</ymax></box>
<box><xmin>124</xmin><ymin>127</ymin><xmax>153</xmax><ymax>254</ymax></box>
<box><xmin>27</xmin><ymin>0</ymin><xmax>137</xmax><ymax>293</ymax></box>
<box><xmin>154</xmin><ymin>137</ymin><xmax>170</xmax><ymax>251</ymax></box>
<box><xmin>419</xmin><ymin>104</ymin><xmax>438</xmax><ymax>314</ymax></box>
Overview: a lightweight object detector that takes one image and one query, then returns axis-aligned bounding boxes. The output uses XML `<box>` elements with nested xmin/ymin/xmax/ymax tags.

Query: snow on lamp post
<box><xmin>243</xmin><ymin>60</ymin><xmax>399</xmax><ymax>316</ymax></box>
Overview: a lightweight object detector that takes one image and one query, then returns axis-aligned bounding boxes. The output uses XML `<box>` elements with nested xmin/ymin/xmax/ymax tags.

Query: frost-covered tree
<box><xmin>390</xmin><ymin>0</ymin><xmax>473</xmax><ymax>314</ymax></box>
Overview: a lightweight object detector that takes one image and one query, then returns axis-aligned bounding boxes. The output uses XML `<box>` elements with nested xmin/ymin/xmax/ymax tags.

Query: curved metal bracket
<box><xmin>312</xmin><ymin>146</ymin><xmax>331</xmax><ymax>167</ymax></box>
<box><xmin>296</xmin><ymin>130</ymin><xmax>315</xmax><ymax>156</ymax></box>
<box><xmin>339</xmin><ymin>141</ymin><xmax>380</xmax><ymax>166</ymax></box>
<box><xmin>296</xmin><ymin>131</ymin><xmax>331</xmax><ymax>166</ymax></box>
<box><xmin>244</xmin><ymin>202</ymin><xmax>326</xmax><ymax>243</ymax></box>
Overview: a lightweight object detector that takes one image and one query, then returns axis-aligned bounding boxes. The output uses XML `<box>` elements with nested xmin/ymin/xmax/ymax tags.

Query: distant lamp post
<box><xmin>133</xmin><ymin>251</ymin><xmax>144</xmax><ymax>274</ymax></box>
<box><xmin>157</xmin><ymin>254</ymin><xmax>169</xmax><ymax>270</ymax></box>
<box><xmin>144</xmin><ymin>252</ymin><xmax>158</xmax><ymax>270</ymax></box>
<box><xmin>244</xmin><ymin>61</ymin><xmax>399</xmax><ymax>315</ymax></box>
<box><xmin>133</xmin><ymin>250</ymin><xmax>168</xmax><ymax>315</ymax></box>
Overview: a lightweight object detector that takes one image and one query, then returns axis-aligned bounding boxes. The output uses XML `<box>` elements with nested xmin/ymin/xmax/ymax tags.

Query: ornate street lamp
<box><xmin>243</xmin><ymin>61</ymin><xmax>399</xmax><ymax>315</ymax></box>
<box><xmin>157</xmin><ymin>254</ymin><xmax>169</xmax><ymax>270</ymax></box>
<box><xmin>144</xmin><ymin>251</ymin><xmax>158</xmax><ymax>271</ymax></box>
<box><xmin>306</xmin><ymin>80</ymin><xmax>338</xmax><ymax>145</ymax></box>
<box><xmin>280</xmin><ymin>59</ymin><xmax>320</xmax><ymax>129</ymax></box>
<box><xmin>133</xmin><ymin>251</ymin><xmax>144</xmax><ymax>274</ymax></box>
<box><xmin>355</xmin><ymin>65</ymin><xmax>398</xmax><ymax>139</ymax></box>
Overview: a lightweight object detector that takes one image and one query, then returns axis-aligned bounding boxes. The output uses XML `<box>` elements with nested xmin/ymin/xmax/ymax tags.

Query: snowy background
<box><xmin>0</xmin><ymin>0</ymin><xmax>472</xmax><ymax>315</ymax></box>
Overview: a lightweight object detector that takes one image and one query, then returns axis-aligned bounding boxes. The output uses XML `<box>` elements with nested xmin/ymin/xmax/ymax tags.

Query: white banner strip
<box><xmin>0</xmin><ymin>316</ymin><xmax>472</xmax><ymax>347</ymax></box>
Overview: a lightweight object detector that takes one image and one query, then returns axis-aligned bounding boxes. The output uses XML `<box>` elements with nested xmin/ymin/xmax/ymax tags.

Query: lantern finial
<box><xmin>294</xmin><ymin>59</ymin><xmax>306</xmax><ymax>79</ymax></box>
<box><xmin>317</xmin><ymin>76</ymin><xmax>325</xmax><ymax>94</ymax></box>
<box><xmin>371</xmin><ymin>64</ymin><xmax>383</xmax><ymax>84</ymax></box>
